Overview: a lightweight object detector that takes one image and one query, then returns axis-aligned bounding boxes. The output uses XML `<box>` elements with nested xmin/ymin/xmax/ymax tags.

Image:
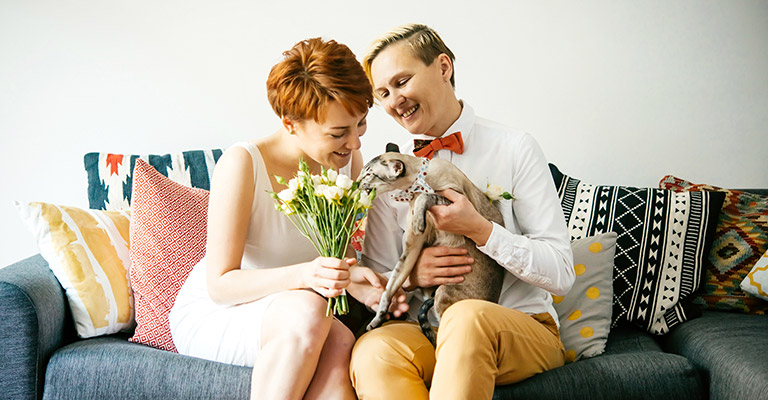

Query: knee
<box><xmin>271</xmin><ymin>291</ymin><xmax>333</xmax><ymax>350</ymax></box>
<box><xmin>441</xmin><ymin>299</ymin><xmax>493</xmax><ymax>327</ymax></box>
<box><xmin>327</xmin><ymin>321</ymin><xmax>356</xmax><ymax>354</ymax></box>
<box><xmin>351</xmin><ymin>329</ymin><xmax>389</xmax><ymax>364</ymax></box>
<box><xmin>438</xmin><ymin>300</ymin><xmax>497</xmax><ymax>343</ymax></box>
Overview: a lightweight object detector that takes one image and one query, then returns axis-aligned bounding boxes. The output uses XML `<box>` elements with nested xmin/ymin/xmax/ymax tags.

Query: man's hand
<box><xmin>404</xmin><ymin>246</ymin><xmax>474</xmax><ymax>290</ymax></box>
<box><xmin>428</xmin><ymin>188</ymin><xmax>493</xmax><ymax>246</ymax></box>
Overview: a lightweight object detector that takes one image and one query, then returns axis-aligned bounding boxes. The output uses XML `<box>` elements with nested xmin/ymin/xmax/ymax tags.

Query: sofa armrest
<box><xmin>0</xmin><ymin>254</ymin><xmax>70</xmax><ymax>400</ymax></box>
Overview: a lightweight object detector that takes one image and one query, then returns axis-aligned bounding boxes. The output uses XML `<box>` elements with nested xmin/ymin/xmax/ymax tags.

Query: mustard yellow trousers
<box><xmin>350</xmin><ymin>299</ymin><xmax>565</xmax><ymax>400</ymax></box>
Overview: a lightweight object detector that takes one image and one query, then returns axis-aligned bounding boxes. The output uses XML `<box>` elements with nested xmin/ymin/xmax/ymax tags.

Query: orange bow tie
<box><xmin>413</xmin><ymin>131</ymin><xmax>464</xmax><ymax>160</ymax></box>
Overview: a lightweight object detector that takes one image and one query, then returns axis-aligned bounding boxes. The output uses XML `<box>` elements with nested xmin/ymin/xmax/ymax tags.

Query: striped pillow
<box><xmin>15</xmin><ymin>201</ymin><xmax>134</xmax><ymax>338</ymax></box>
<box><xmin>84</xmin><ymin>149</ymin><xmax>223</xmax><ymax>211</ymax></box>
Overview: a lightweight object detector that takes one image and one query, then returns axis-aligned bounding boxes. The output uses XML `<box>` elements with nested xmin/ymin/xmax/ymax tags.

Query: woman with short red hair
<box><xmin>169</xmin><ymin>38</ymin><xmax>402</xmax><ymax>400</ymax></box>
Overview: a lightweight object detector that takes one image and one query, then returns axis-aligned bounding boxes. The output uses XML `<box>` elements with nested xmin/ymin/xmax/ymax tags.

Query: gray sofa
<box><xmin>2</xmin><ymin>192</ymin><xmax>767</xmax><ymax>400</ymax></box>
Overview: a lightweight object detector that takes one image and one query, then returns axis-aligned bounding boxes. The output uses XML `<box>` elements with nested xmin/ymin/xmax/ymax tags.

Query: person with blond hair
<box><xmin>351</xmin><ymin>24</ymin><xmax>575</xmax><ymax>400</ymax></box>
<box><xmin>169</xmin><ymin>37</ymin><xmax>407</xmax><ymax>400</ymax></box>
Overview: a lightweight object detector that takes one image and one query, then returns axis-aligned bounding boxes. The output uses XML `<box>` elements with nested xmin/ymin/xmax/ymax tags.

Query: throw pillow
<box><xmin>15</xmin><ymin>201</ymin><xmax>133</xmax><ymax>338</ymax></box>
<box><xmin>129</xmin><ymin>159</ymin><xmax>209</xmax><ymax>352</ymax></box>
<box><xmin>549</xmin><ymin>164</ymin><xmax>725</xmax><ymax>335</ymax></box>
<box><xmin>659</xmin><ymin>175</ymin><xmax>768</xmax><ymax>314</ymax></box>
<box><xmin>741</xmin><ymin>249</ymin><xmax>768</xmax><ymax>302</ymax></box>
<box><xmin>84</xmin><ymin>149</ymin><xmax>223</xmax><ymax>211</ymax></box>
<box><xmin>553</xmin><ymin>232</ymin><xmax>616</xmax><ymax>363</ymax></box>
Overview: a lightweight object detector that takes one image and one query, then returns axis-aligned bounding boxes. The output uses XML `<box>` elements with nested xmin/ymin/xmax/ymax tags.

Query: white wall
<box><xmin>2</xmin><ymin>0</ymin><xmax>767</xmax><ymax>267</ymax></box>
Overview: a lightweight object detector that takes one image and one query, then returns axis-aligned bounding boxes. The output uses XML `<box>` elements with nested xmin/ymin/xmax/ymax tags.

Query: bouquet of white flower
<box><xmin>269</xmin><ymin>160</ymin><xmax>375</xmax><ymax>316</ymax></box>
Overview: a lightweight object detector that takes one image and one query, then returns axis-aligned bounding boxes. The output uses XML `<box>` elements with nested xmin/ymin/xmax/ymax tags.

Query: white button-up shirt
<box><xmin>361</xmin><ymin>102</ymin><xmax>575</xmax><ymax>326</ymax></box>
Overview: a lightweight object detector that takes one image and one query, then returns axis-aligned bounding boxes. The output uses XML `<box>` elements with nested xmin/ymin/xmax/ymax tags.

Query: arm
<box><xmin>205</xmin><ymin>147</ymin><xmax>352</xmax><ymax>306</ymax></box>
<box><xmin>0</xmin><ymin>255</ymin><xmax>70</xmax><ymax>399</ymax></box>
<box><xmin>429</xmin><ymin>134</ymin><xmax>575</xmax><ymax>296</ymax></box>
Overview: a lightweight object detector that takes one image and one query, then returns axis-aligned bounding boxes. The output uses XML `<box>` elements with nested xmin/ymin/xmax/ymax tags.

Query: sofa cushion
<box><xmin>553</xmin><ymin>232</ymin><xmax>617</xmax><ymax>362</ymax></box>
<box><xmin>493</xmin><ymin>327</ymin><xmax>703</xmax><ymax>400</ymax></box>
<box><xmin>129</xmin><ymin>160</ymin><xmax>209</xmax><ymax>352</ymax></box>
<box><xmin>660</xmin><ymin>176</ymin><xmax>768</xmax><ymax>315</ymax></box>
<box><xmin>43</xmin><ymin>335</ymin><xmax>251</xmax><ymax>400</ymax></box>
<box><xmin>549</xmin><ymin>164</ymin><xmax>725</xmax><ymax>335</ymax></box>
<box><xmin>661</xmin><ymin>311</ymin><xmax>768</xmax><ymax>400</ymax></box>
<box><xmin>741</xmin><ymin>249</ymin><xmax>768</xmax><ymax>301</ymax></box>
<box><xmin>84</xmin><ymin>149</ymin><xmax>222</xmax><ymax>211</ymax></box>
<box><xmin>15</xmin><ymin>201</ymin><xmax>133</xmax><ymax>338</ymax></box>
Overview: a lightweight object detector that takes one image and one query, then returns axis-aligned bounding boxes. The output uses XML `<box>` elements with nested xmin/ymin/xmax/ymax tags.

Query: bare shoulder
<box><xmin>211</xmin><ymin>145</ymin><xmax>254</xmax><ymax>193</ymax></box>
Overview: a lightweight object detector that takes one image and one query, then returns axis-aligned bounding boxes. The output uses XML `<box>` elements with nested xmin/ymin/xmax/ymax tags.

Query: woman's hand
<box><xmin>301</xmin><ymin>256</ymin><xmax>352</xmax><ymax>298</ymax></box>
<box><xmin>347</xmin><ymin>266</ymin><xmax>410</xmax><ymax>318</ymax></box>
<box><xmin>403</xmin><ymin>246</ymin><xmax>473</xmax><ymax>290</ymax></box>
<box><xmin>429</xmin><ymin>188</ymin><xmax>493</xmax><ymax>246</ymax></box>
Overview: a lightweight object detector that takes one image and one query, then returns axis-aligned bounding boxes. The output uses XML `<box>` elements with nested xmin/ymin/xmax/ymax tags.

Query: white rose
<box><xmin>326</xmin><ymin>186</ymin><xmax>344</xmax><ymax>201</ymax></box>
<box><xmin>288</xmin><ymin>178</ymin><xmax>301</xmax><ymax>192</ymax></box>
<box><xmin>336</xmin><ymin>174</ymin><xmax>353</xmax><ymax>190</ymax></box>
<box><xmin>359</xmin><ymin>192</ymin><xmax>373</xmax><ymax>208</ymax></box>
<box><xmin>486</xmin><ymin>184</ymin><xmax>504</xmax><ymax>201</ymax></box>
<box><xmin>315</xmin><ymin>184</ymin><xmax>330</xmax><ymax>198</ymax></box>
<box><xmin>312</xmin><ymin>175</ymin><xmax>322</xmax><ymax>186</ymax></box>
<box><xmin>326</xmin><ymin>169</ymin><xmax>338</xmax><ymax>184</ymax></box>
<box><xmin>278</xmin><ymin>188</ymin><xmax>295</xmax><ymax>202</ymax></box>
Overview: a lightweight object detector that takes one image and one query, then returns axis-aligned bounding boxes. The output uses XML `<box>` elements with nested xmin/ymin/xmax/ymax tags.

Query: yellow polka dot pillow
<box><xmin>15</xmin><ymin>201</ymin><xmax>134</xmax><ymax>338</ymax></box>
<box><xmin>553</xmin><ymin>232</ymin><xmax>617</xmax><ymax>362</ymax></box>
<box><xmin>741</xmin><ymin>249</ymin><xmax>768</xmax><ymax>302</ymax></box>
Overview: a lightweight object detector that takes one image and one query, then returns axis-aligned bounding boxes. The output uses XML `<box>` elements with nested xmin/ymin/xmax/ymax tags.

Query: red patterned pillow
<box><xmin>659</xmin><ymin>175</ymin><xmax>768</xmax><ymax>314</ymax></box>
<box><xmin>129</xmin><ymin>159</ymin><xmax>209</xmax><ymax>351</ymax></box>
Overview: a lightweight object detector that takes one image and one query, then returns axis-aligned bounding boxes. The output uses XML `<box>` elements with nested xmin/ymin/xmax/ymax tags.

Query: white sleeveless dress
<box><xmin>169</xmin><ymin>141</ymin><xmax>352</xmax><ymax>367</ymax></box>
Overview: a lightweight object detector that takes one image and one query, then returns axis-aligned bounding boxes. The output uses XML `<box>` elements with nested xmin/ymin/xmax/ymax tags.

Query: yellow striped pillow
<box><xmin>15</xmin><ymin>201</ymin><xmax>134</xmax><ymax>338</ymax></box>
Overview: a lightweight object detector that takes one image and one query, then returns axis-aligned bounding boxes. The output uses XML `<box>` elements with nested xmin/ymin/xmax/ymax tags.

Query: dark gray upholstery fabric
<box><xmin>43</xmin><ymin>335</ymin><xmax>252</xmax><ymax>400</ymax></box>
<box><xmin>0</xmin><ymin>255</ymin><xmax>68</xmax><ymax>400</ymax></box>
<box><xmin>662</xmin><ymin>310</ymin><xmax>768</xmax><ymax>400</ymax></box>
<box><xmin>493</xmin><ymin>327</ymin><xmax>703</xmax><ymax>400</ymax></box>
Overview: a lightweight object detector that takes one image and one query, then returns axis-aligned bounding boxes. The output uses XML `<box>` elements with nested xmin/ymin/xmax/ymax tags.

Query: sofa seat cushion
<box><xmin>43</xmin><ymin>335</ymin><xmax>251</xmax><ymax>400</ymax></box>
<box><xmin>493</xmin><ymin>327</ymin><xmax>703</xmax><ymax>400</ymax></box>
<box><xmin>662</xmin><ymin>311</ymin><xmax>768</xmax><ymax>400</ymax></box>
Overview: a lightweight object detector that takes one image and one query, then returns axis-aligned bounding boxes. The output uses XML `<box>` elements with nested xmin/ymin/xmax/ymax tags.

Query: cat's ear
<box><xmin>386</xmin><ymin>143</ymin><xmax>400</xmax><ymax>153</ymax></box>
<box><xmin>391</xmin><ymin>160</ymin><xmax>405</xmax><ymax>177</ymax></box>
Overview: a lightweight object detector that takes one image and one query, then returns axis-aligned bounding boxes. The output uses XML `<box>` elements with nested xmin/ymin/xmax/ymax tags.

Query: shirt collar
<box><xmin>408</xmin><ymin>101</ymin><xmax>475</xmax><ymax>152</ymax></box>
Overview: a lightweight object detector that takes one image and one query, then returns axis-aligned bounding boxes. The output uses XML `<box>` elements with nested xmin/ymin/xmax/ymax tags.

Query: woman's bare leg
<box><xmin>250</xmin><ymin>290</ymin><xmax>333</xmax><ymax>400</ymax></box>
<box><xmin>304</xmin><ymin>318</ymin><xmax>357</xmax><ymax>400</ymax></box>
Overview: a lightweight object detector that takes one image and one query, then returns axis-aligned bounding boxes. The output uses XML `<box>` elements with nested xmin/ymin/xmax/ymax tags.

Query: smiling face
<box><xmin>290</xmin><ymin>100</ymin><xmax>368</xmax><ymax>170</ymax></box>
<box><xmin>370</xmin><ymin>42</ymin><xmax>459</xmax><ymax>138</ymax></box>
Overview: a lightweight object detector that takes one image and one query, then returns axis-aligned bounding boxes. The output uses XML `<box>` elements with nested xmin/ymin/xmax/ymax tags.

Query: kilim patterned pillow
<box><xmin>549</xmin><ymin>165</ymin><xmax>725</xmax><ymax>335</ymax></box>
<box><xmin>659</xmin><ymin>175</ymin><xmax>768</xmax><ymax>314</ymax></box>
<box><xmin>129</xmin><ymin>159</ymin><xmax>209</xmax><ymax>352</ymax></box>
<box><xmin>84</xmin><ymin>149</ymin><xmax>222</xmax><ymax>211</ymax></box>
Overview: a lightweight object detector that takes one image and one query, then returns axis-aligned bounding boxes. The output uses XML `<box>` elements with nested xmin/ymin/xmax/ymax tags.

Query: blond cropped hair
<box><xmin>363</xmin><ymin>24</ymin><xmax>456</xmax><ymax>89</ymax></box>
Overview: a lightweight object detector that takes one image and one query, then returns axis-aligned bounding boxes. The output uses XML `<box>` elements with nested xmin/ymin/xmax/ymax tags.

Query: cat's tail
<box><xmin>417</xmin><ymin>297</ymin><xmax>437</xmax><ymax>347</ymax></box>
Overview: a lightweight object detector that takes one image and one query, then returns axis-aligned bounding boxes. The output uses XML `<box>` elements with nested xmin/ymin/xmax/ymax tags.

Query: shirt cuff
<box><xmin>477</xmin><ymin>222</ymin><xmax>550</xmax><ymax>287</ymax></box>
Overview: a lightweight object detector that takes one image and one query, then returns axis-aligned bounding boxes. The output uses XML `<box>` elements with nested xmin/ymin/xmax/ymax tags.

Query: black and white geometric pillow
<box><xmin>549</xmin><ymin>164</ymin><xmax>724</xmax><ymax>334</ymax></box>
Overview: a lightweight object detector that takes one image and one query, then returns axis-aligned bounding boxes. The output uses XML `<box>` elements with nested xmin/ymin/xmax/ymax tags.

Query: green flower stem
<box><xmin>270</xmin><ymin>161</ymin><xmax>374</xmax><ymax>317</ymax></box>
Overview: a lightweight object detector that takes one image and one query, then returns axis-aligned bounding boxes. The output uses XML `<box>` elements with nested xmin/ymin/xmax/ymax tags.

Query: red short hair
<box><xmin>267</xmin><ymin>38</ymin><xmax>373</xmax><ymax>122</ymax></box>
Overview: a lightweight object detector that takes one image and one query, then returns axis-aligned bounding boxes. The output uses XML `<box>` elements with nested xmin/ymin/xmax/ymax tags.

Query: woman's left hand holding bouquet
<box><xmin>300</xmin><ymin>256</ymin><xmax>356</xmax><ymax>298</ymax></box>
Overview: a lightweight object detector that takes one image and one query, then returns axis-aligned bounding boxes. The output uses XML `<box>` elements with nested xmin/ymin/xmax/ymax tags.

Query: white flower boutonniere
<box><xmin>485</xmin><ymin>183</ymin><xmax>514</xmax><ymax>202</ymax></box>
